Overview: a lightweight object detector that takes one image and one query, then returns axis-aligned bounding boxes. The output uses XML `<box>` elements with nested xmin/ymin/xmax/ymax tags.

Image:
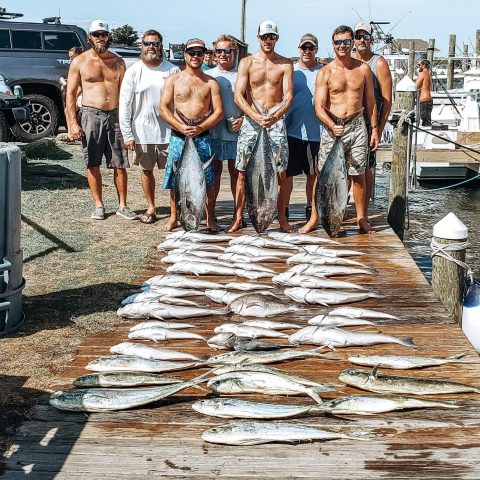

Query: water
<box><xmin>374</xmin><ymin>166</ymin><xmax>480</xmax><ymax>283</ymax></box>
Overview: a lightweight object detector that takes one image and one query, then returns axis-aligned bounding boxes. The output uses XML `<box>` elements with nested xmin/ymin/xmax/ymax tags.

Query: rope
<box><xmin>430</xmin><ymin>237</ymin><xmax>473</xmax><ymax>282</ymax></box>
<box><xmin>419</xmin><ymin>172</ymin><xmax>480</xmax><ymax>191</ymax></box>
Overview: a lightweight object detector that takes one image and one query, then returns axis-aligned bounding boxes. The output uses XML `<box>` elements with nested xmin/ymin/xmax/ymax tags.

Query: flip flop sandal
<box><xmin>139</xmin><ymin>213</ymin><xmax>156</xmax><ymax>224</ymax></box>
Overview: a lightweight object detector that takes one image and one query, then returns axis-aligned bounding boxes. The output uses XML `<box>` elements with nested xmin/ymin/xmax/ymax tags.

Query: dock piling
<box><xmin>431</xmin><ymin>213</ymin><xmax>468</xmax><ymax>323</ymax></box>
<box><xmin>427</xmin><ymin>38</ymin><xmax>435</xmax><ymax>66</ymax></box>
<box><xmin>447</xmin><ymin>34</ymin><xmax>456</xmax><ymax>89</ymax></box>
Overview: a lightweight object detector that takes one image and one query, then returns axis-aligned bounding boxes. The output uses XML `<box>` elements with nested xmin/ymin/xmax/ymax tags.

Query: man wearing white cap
<box><xmin>228</xmin><ymin>20</ymin><xmax>293</xmax><ymax>233</ymax></box>
<box><xmin>353</xmin><ymin>21</ymin><xmax>392</xmax><ymax>220</ymax></box>
<box><xmin>67</xmin><ymin>20</ymin><xmax>137</xmax><ymax>221</ymax></box>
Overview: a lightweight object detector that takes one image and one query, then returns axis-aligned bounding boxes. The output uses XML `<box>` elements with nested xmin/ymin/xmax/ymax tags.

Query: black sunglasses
<box><xmin>185</xmin><ymin>49</ymin><xmax>205</xmax><ymax>57</ymax></box>
<box><xmin>300</xmin><ymin>45</ymin><xmax>316</xmax><ymax>51</ymax></box>
<box><xmin>215</xmin><ymin>48</ymin><xmax>234</xmax><ymax>55</ymax></box>
<box><xmin>260</xmin><ymin>33</ymin><xmax>278</xmax><ymax>41</ymax></box>
<box><xmin>143</xmin><ymin>41</ymin><xmax>161</xmax><ymax>47</ymax></box>
<box><xmin>333</xmin><ymin>39</ymin><xmax>352</xmax><ymax>46</ymax></box>
<box><xmin>354</xmin><ymin>33</ymin><xmax>372</xmax><ymax>41</ymax></box>
<box><xmin>91</xmin><ymin>31</ymin><xmax>108</xmax><ymax>38</ymax></box>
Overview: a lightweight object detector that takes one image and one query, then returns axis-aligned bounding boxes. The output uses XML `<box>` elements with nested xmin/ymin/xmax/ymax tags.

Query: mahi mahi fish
<box><xmin>50</xmin><ymin>371</ymin><xmax>209</xmax><ymax>412</ymax></box>
<box><xmin>316</xmin><ymin>138</ymin><xmax>348</xmax><ymax>237</ymax></box>
<box><xmin>174</xmin><ymin>136</ymin><xmax>214</xmax><ymax>231</ymax></box>
<box><xmin>201</xmin><ymin>422</ymin><xmax>364</xmax><ymax>445</ymax></box>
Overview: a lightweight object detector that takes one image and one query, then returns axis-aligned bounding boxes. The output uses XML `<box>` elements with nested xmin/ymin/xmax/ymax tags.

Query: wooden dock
<box><xmin>3</xmin><ymin>176</ymin><xmax>480</xmax><ymax>479</ymax></box>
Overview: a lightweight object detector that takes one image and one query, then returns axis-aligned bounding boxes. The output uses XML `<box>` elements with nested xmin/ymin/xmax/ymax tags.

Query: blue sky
<box><xmin>4</xmin><ymin>0</ymin><xmax>479</xmax><ymax>58</ymax></box>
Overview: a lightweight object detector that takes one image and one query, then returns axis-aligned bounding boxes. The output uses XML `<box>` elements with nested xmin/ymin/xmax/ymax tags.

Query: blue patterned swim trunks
<box><xmin>163</xmin><ymin>132</ymin><xmax>215</xmax><ymax>190</ymax></box>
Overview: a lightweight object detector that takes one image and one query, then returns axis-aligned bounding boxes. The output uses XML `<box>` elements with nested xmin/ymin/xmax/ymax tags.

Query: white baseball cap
<box><xmin>89</xmin><ymin>20</ymin><xmax>110</xmax><ymax>34</ymax></box>
<box><xmin>258</xmin><ymin>20</ymin><xmax>278</xmax><ymax>36</ymax></box>
<box><xmin>354</xmin><ymin>21</ymin><xmax>372</xmax><ymax>34</ymax></box>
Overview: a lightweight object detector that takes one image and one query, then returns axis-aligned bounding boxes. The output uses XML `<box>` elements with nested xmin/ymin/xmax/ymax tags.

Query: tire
<box><xmin>11</xmin><ymin>94</ymin><xmax>59</xmax><ymax>142</ymax></box>
<box><xmin>0</xmin><ymin>111</ymin><xmax>9</xmax><ymax>142</ymax></box>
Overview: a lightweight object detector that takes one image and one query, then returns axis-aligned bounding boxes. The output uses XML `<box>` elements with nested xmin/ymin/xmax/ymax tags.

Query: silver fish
<box><xmin>225</xmin><ymin>244</ymin><xmax>292</xmax><ymax>258</ymax></box>
<box><xmin>348</xmin><ymin>353</ymin><xmax>479</xmax><ymax>370</ymax></box>
<box><xmin>128</xmin><ymin>327</ymin><xmax>206</xmax><ymax>342</ymax></box>
<box><xmin>166</xmin><ymin>231</ymin><xmax>234</xmax><ymax>243</ymax></box>
<box><xmin>167</xmin><ymin>261</ymin><xmax>274</xmax><ymax>279</ymax></box>
<box><xmin>340</xmin><ymin>367</ymin><xmax>480</xmax><ymax>395</ymax></box>
<box><xmin>161</xmin><ymin>253</ymin><xmax>233</xmax><ymax>267</ymax></box>
<box><xmin>122</xmin><ymin>287</ymin><xmax>205</xmax><ymax>304</ymax></box>
<box><xmin>228</xmin><ymin>293</ymin><xmax>302</xmax><ymax>317</ymax></box>
<box><xmin>85</xmin><ymin>355</ymin><xmax>200</xmax><ymax>373</ymax></box>
<box><xmin>225</xmin><ymin>282</ymin><xmax>275</xmax><ymax>291</ymax></box>
<box><xmin>316</xmin><ymin>138</ymin><xmax>348</xmax><ymax>237</ymax></box>
<box><xmin>50</xmin><ymin>371</ymin><xmax>209</xmax><ymax>412</ymax></box>
<box><xmin>205</xmin><ymin>289</ymin><xmax>277</xmax><ymax>305</ymax></box>
<box><xmin>73</xmin><ymin>372</ymin><xmax>183</xmax><ymax>388</ymax></box>
<box><xmin>232</xmin><ymin>262</ymin><xmax>275</xmax><ymax>274</ymax></box>
<box><xmin>267</xmin><ymin>231</ymin><xmax>340</xmax><ymax>245</ymax></box>
<box><xmin>233</xmin><ymin>338</ymin><xmax>284</xmax><ymax>351</ymax></box>
<box><xmin>289</xmin><ymin>325</ymin><xmax>415</xmax><ymax>349</ymax></box>
<box><xmin>308</xmin><ymin>314</ymin><xmax>375</xmax><ymax>327</ymax></box>
<box><xmin>241</xmin><ymin>319</ymin><xmax>302</xmax><ymax>330</ymax></box>
<box><xmin>328</xmin><ymin>306</ymin><xmax>400</xmax><ymax>320</ymax></box>
<box><xmin>208</xmin><ymin>332</ymin><xmax>237</xmax><ymax>350</ymax></box>
<box><xmin>174</xmin><ymin>137</ymin><xmax>214</xmax><ymax>231</ymax></box>
<box><xmin>193</xmin><ymin>398</ymin><xmax>321</xmax><ymax>419</ymax></box>
<box><xmin>206</xmin><ymin>347</ymin><xmax>331</xmax><ymax>366</ymax></box>
<box><xmin>202</xmin><ymin>422</ymin><xmax>363</xmax><ymax>445</ymax></box>
<box><xmin>273</xmin><ymin>272</ymin><xmax>367</xmax><ymax>290</ymax></box>
<box><xmin>219</xmin><ymin>252</ymin><xmax>285</xmax><ymax>264</ymax></box>
<box><xmin>303</xmin><ymin>245</ymin><xmax>364</xmax><ymax>256</ymax></box>
<box><xmin>284</xmin><ymin>287</ymin><xmax>383</xmax><ymax>306</ymax></box>
<box><xmin>288</xmin><ymin>264</ymin><xmax>375</xmax><ymax>277</ymax></box>
<box><xmin>129</xmin><ymin>320</ymin><xmax>195</xmax><ymax>331</ymax></box>
<box><xmin>207</xmin><ymin>371</ymin><xmax>329</xmax><ymax>403</ymax></box>
<box><xmin>110</xmin><ymin>342</ymin><xmax>206</xmax><ymax>361</ymax></box>
<box><xmin>156</xmin><ymin>239</ymin><xmax>225</xmax><ymax>252</ymax></box>
<box><xmin>170</xmin><ymin>248</ymin><xmax>221</xmax><ymax>259</ymax></box>
<box><xmin>122</xmin><ymin>292</ymin><xmax>201</xmax><ymax>307</ymax></box>
<box><xmin>214</xmin><ymin>323</ymin><xmax>289</xmax><ymax>339</ymax></box>
<box><xmin>323</xmin><ymin>394</ymin><xmax>459</xmax><ymax>415</ymax></box>
<box><xmin>229</xmin><ymin>235</ymin><xmax>300</xmax><ymax>250</ymax></box>
<box><xmin>143</xmin><ymin>274</ymin><xmax>222</xmax><ymax>289</ymax></box>
<box><xmin>286</xmin><ymin>253</ymin><xmax>369</xmax><ymax>267</ymax></box>
<box><xmin>118</xmin><ymin>303</ymin><xmax>228</xmax><ymax>320</ymax></box>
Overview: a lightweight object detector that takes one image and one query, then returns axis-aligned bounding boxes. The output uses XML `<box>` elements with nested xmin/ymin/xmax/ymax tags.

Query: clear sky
<box><xmin>4</xmin><ymin>0</ymin><xmax>479</xmax><ymax>58</ymax></box>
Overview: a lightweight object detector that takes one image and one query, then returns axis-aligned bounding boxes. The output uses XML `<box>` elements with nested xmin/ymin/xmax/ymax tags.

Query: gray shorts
<box><xmin>235</xmin><ymin>116</ymin><xmax>288</xmax><ymax>172</ymax></box>
<box><xmin>80</xmin><ymin>106</ymin><xmax>128</xmax><ymax>169</ymax></box>
<box><xmin>134</xmin><ymin>143</ymin><xmax>168</xmax><ymax>170</ymax></box>
<box><xmin>318</xmin><ymin>116</ymin><xmax>368</xmax><ymax>176</ymax></box>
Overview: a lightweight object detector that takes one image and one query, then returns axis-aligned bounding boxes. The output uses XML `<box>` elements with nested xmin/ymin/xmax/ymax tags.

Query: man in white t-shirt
<box><xmin>119</xmin><ymin>29</ymin><xmax>180</xmax><ymax>224</ymax></box>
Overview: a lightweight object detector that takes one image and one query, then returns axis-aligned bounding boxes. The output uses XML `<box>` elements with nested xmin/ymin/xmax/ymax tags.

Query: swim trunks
<box><xmin>286</xmin><ymin>136</ymin><xmax>319</xmax><ymax>177</ymax></box>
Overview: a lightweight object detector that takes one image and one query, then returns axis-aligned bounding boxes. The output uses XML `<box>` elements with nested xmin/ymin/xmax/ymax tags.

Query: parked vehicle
<box><xmin>0</xmin><ymin>74</ymin><xmax>29</xmax><ymax>142</ymax></box>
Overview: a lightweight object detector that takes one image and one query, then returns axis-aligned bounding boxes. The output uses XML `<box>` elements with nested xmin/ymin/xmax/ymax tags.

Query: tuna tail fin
<box><xmin>370</xmin><ymin>365</ymin><xmax>380</xmax><ymax>379</ymax></box>
<box><xmin>400</xmin><ymin>336</ymin><xmax>416</xmax><ymax>349</ymax></box>
<box><xmin>202</xmin><ymin>154</ymin><xmax>216</xmax><ymax>171</ymax></box>
<box><xmin>307</xmin><ymin>387</ymin><xmax>326</xmax><ymax>405</ymax></box>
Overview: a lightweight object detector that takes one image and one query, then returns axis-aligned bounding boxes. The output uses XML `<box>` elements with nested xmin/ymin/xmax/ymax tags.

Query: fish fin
<box><xmin>370</xmin><ymin>365</ymin><xmax>380</xmax><ymax>379</ymax></box>
<box><xmin>448</xmin><ymin>353</ymin><xmax>468</xmax><ymax>360</ymax></box>
<box><xmin>401</xmin><ymin>336</ymin><xmax>416</xmax><ymax>349</ymax></box>
<box><xmin>202</xmin><ymin>154</ymin><xmax>216</xmax><ymax>171</ymax></box>
<box><xmin>307</xmin><ymin>387</ymin><xmax>325</xmax><ymax>405</ymax></box>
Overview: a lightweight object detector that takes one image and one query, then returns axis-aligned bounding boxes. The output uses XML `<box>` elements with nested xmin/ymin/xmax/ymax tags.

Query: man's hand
<box><xmin>124</xmin><ymin>140</ymin><xmax>135</xmax><ymax>151</ymax></box>
<box><xmin>260</xmin><ymin>115</ymin><xmax>279</xmax><ymax>129</ymax></box>
<box><xmin>370</xmin><ymin>129</ymin><xmax>380</xmax><ymax>151</ymax></box>
<box><xmin>332</xmin><ymin>124</ymin><xmax>345</xmax><ymax>137</ymax></box>
<box><xmin>68</xmin><ymin>124</ymin><xmax>83</xmax><ymax>141</ymax></box>
<box><xmin>183</xmin><ymin>125</ymin><xmax>203</xmax><ymax>138</ymax></box>
<box><xmin>231</xmin><ymin>117</ymin><xmax>243</xmax><ymax>132</ymax></box>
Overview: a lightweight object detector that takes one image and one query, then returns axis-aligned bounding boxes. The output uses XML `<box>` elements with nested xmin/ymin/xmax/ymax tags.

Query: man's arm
<box><xmin>362</xmin><ymin>64</ymin><xmax>379</xmax><ymax>150</ymax></box>
<box><xmin>415</xmin><ymin>71</ymin><xmax>424</xmax><ymax>90</ymax></box>
<box><xmin>159</xmin><ymin>74</ymin><xmax>188</xmax><ymax>134</ymax></box>
<box><xmin>198</xmin><ymin>78</ymin><xmax>224</xmax><ymax>132</ymax></box>
<box><xmin>263</xmin><ymin>61</ymin><xmax>294</xmax><ymax>128</ymax></box>
<box><xmin>234</xmin><ymin>58</ymin><xmax>262</xmax><ymax>124</ymax></box>
<box><xmin>66</xmin><ymin>58</ymin><xmax>82</xmax><ymax>140</ymax></box>
<box><xmin>118</xmin><ymin>68</ymin><xmax>135</xmax><ymax>148</ymax></box>
<box><xmin>376</xmin><ymin>57</ymin><xmax>393</xmax><ymax>136</ymax></box>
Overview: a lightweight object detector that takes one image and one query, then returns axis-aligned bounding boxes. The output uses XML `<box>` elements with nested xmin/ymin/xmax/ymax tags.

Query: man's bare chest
<box><xmin>81</xmin><ymin>60</ymin><xmax>122</xmax><ymax>84</ymax></box>
<box><xmin>249</xmin><ymin>67</ymin><xmax>283</xmax><ymax>89</ymax></box>
<box><xmin>329</xmin><ymin>72</ymin><xmax>364</xmax><ymax>95</ymax></box>
<box><xmin>174</xmin><ymin>82</ymin><xmax>210</xmax><ymax>103</ymax></box>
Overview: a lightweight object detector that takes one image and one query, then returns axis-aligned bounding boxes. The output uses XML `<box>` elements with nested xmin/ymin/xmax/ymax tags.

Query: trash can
<box><xmin>0</xmin><ymin>142</ymin><xmax>24</xmax><ymax>334</ymax></box>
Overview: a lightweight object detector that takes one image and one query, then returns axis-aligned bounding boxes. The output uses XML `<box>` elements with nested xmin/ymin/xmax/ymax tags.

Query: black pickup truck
<box><xmin>0</xmin><ymin>74</ymin><xmax>29</xmax><ymax>142</ymax></box>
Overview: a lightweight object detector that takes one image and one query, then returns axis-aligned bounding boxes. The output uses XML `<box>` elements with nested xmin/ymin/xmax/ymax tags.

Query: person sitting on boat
<box><xmin>416</xmin><ymin>59</ymin><xmax>433</xmax><ymax>126</ymax></box>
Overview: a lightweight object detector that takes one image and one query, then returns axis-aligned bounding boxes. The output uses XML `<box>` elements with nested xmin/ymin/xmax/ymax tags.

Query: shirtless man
<box><xmin>301</xmin><ymin>25</ymin><xmax>378</xmax><ymax>234</ymax></box>
<box><xmin>416</xmin><ymin>59</ymin><xmax>433</xmax><ymax>126</ymax></box>
<box><xmin>227</xmin><ymin>20</ymin><xmax>293</xmax><ymax>233</ymax></box>
<box><xmin>67</xmin><ymin>20</ymin><xmax>136</xmax><ymax>221</ymax></box>
<box><xmin>159</xmin><ymin>38</ymin><xmax>223</xmax><ymax>231</ymax></box>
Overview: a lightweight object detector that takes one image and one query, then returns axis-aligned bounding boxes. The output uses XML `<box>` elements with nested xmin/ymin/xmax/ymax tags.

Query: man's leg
<box><xmin>206</xmin><ymin>185</ymin><xmax>220</xmax><ymax>232</ymax></box>
<box><xmin>165</xmin><ymin>190</ymin><xmax>178</xmax><ymax>231</ymax></box>
<box><xmin>364</xmin><ymin>167</ymin><xmax>374</xmax><ymax>222</ymax></box>
<box><xmin>226</xmin><ymin>171</ymin><xmax>246</xmax><ymax>233</ymax></box>
<box><xmin>351</xmin><ymin>174</ymin><xmax>374</xmax><ymax>233</ymax></box>
<box><xmin>141</xmin><ymin>169</ymin><xmax>156</xmax><ymax>215</ymax></box>
<box><xmin>298</xmin><ymin>176</ymin><xmax>318</xmax><ymax>233</ymax></box>
<box><xmin>227</xmin><ymin>159</ymin><xmax>238</xmax><ymax>207</ymax></box>
<box><xmin>277</xmin><ymin>171</ymin><xmax>293</xmax><ymax>232</ymax></box>
<box><xmin>86</xmin><ymin>166</ymin><xmax>103</xmax><ymax>208</ymax></box>
<box><xmin>214</xmin><ymin>160</ymin><xmax>223</xmax><ymax>202</ymax></box>
<box><xmin>305</xmin><ymin>173</ymin><xmax>315</xmax><ymax>204</ymax></box>
<box><xmin>113</xmin><ymin>167</ymin><xmax>128</xmax><ymax>209</ymax></box>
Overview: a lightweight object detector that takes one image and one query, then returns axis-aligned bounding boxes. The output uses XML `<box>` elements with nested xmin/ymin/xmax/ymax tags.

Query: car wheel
<box><xmin>0</xmin><ymin>111</ymin><xmax>9</xmax><ymax>142</ymax></box>
<box><xmin>11</xmin><ymin>94</ymin><xmax>59</xmax><ymax>142</ymax></box>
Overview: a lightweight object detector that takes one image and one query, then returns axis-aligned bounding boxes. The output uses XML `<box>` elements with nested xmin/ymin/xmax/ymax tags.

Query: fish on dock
<box><xmin>84</xmin><ymin>355</ymin><xmax>201</xmax><ymax>373</ymax></box>
<box><xmin>225</xmin><ymin>244</ymin><xmax>292</xmax><ymax>259</ymax></box>
<box><xmin>228</xmin><ymin>293</ymin><xmax>302</xmax><ymax>317</ymax></box>
<box><xmin>267</xmin><ymin>231</ymin><xmax>340</xmax><ymax>245</ymax></box>
<box><xmin>229</xmin><ymin>235</ymin><xmax>300</xmax><ymax>250</ymax></box>
<box><xmin>143</xmin><ymin>274</ymin><xmax>222</xmax><ymax>290</ymax></box>
<box><xmin>286</xmin><ymin>253</ymin><xmax>369</xmax><ymax>267</ymax></box>
<box><xmin>284</xmin><ymin>287</ymin><xmax>383</xmax><ymax>305</ymax></box>
<box><xmin>117</xmin><ymin>303</ymin><xmax>228</xmax><ymax>320</ymax></box>
<box><xmin>308</xmin><ymin>314</ymin><xmax>375</xmax><ymax>327</ymax></box>
<box><xmin>73</xmin><ymin>372</ymin><xmax>184</xmax><ymax>388</ymax></box>
<box><xmin>128</xmin><ymin>327</ymin><xmax>207</xmax><ymax>342</ymax></box>
<box><xmin>110</xmin><ymin>342</ymin><xmax>206</xmax><ymax>362</ymax></box>
<box><xmin>273</xmin><ymin>272</ymin><xmax>367</xmax><ymax>290</ymax></box>
<box><xmin>129</xmin><ymin>320</ymin><xmax>195</xmax><ymax>331</ymax></box>
<box><xmin>205</xmin><ymin>289</ymin><xmax>278</xmax><ymax>305</ymax></box>
<box><xmin>167</xmin><ymin>261</ymin><xmax>274</xmax><ymax>279</ymax></box>
<box><xmin>166</xmin><ymin>231</ymin><xmax>234</xmax><ymax>242</ymax></box>
<box><xmin>156</xmin><ymin>239</ymin><xmax>226</xmax><ymax>252</ymax></box>
<box><xmin>214</xmin><ymin>323</ymin><xmax>290</xmax><ymax>339</ymax></box>
<box><xmin>288</xmin><ymin>264</ymin><xmax>375</xmax><ymax>277</ymax></box>
<box><xmin>329</xmin><ymin>306</ymin><xmax>400</xmax><ymax>320</ymax></box>
<box><xmin>224</xmin><ymin>282</ymin><xmax>275</xmax><ymax>291</ymax></box>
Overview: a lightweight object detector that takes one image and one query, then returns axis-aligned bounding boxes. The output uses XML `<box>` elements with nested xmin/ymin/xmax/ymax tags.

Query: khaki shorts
<box><xmin>134</xmin><ymin>144</ymin><xmax>168</xmax><ymax>170</ymax></box>
<box><xmin>235</xmin><ymin>116</ymin><xmax>288</xmax><ymax>172</ymax></box>
<box><xmin>318</xmin><ymin>116</ymin><xmax>368</xmax><ymax>176</ymax></box>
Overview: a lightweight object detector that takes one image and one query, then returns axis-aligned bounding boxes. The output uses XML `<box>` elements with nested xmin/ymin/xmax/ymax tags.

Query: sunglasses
<box><xmin>143</xmin><ymin>41</ymin><xmax>161</xmax><ymax>47</ymax></box>
<box><xmin>185</xmin><ymin>49</ymin><xmax>205</xmax><ymax>57</ymax></box>
<box><xmin>205</xmin><ymin>50</ymin><xmax>213</xmax><ymax>54</ymax></box>
<box><xmin>300</xmin><ymin>45</ymin><xmax>316</xmax><ymax>51</ymax></box>
<box><xmin>333</xmin><ymin>39</ymin><xmax>352</xmax><ymax>46</ymax></box>
<box><xmin>260</xmin><ymin>33</ymin><xmax>278</xmax><ymax>41</ymax></box>
<box><xmin>215</xmin><ymin>48</ymin><xmax>234</xmax><ymax>55</ymax></box>
<box><xmin>354</xmin><ymin>33</ymin><xmax>372</xmax><ymax>41</ymax></box>
<box><xmin>91</xmin><ymin>31</ymin><xmax>108</xmax><ymax>38</ymax></box>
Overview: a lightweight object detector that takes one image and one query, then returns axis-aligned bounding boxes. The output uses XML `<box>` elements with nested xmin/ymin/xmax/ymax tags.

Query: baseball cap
<box><xmin>354</xmin><ymin>21</ymin><xmax>372</xmax><ymax>34</ymax></box>
<box><xmin>299</xmin><ymin>33</ymin><xmax>318</xmax><ymax>48</ymax></box>
<box><xmin>89</xmin><ymin>20</ymin><xmax>110</xmax><ymax>34</ymax></box>
<box><xmin>185</xmin><ymin>38</ymin><xmax>206</xmax><ymax>49</ymax></box>
<box><xmin>258</xmin><ymin>20</ymin><xmax>278</xmax><ymax>36</ymax></box>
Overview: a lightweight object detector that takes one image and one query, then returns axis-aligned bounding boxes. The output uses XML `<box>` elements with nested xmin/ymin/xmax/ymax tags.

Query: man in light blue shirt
<box><xmin>285</xmin><ymin>33</ymin><xmax>323</xmax><ymax>226</ymax></box>
<box><xmin>207</xmin><ymin>34</ymin><xmax>243</xmax><ymax>217</ymax></box>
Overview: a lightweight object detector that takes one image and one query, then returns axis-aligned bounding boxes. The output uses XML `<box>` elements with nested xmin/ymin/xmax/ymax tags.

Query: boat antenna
<box><xmin>386</xmin><ymin>11</ymin><xmax>412</xmax><ymax>35</ymax></box>
<box><xmin>351</xmin><ymin>7</ymin><xmax>363</xmax><ymax>22</ymax></box>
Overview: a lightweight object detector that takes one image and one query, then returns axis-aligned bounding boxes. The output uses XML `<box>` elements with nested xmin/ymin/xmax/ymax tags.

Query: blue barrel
<box><xmin>0</xmin><ymin>143</ymin><xmax>24</xmax><ymax>334</ymax></box>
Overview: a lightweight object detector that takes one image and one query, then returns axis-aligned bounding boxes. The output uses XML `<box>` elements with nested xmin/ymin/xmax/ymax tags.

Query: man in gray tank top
<box><xmin>353</xmin><ymin>21</ymin><xmax>392</xmax><ymax>222</ymax></box>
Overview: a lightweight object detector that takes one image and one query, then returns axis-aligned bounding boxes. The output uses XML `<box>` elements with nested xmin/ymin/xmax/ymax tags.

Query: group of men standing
<box><xmin>66</xmin><ymin>19</ymin><xmax>393</xmax><ymax>234</ymax></box>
